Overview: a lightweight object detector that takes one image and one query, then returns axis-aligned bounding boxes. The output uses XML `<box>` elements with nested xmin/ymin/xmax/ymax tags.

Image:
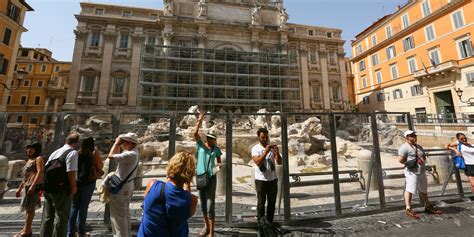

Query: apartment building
<box><xmin>351</xmin><ymin>0</ymin><xmax>474</xmax><ymax>119</ymax></box>
<box><xmin>0</xmin><ymin>0</ymin><xmax>33</xmax><ymax>111</ymax></box>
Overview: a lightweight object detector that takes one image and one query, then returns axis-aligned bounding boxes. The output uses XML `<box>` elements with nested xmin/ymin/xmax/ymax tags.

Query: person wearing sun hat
<box><xmin>398</xmin><ymin>130</ymin><xmax>442</xmax><ymax>219</ymax></box>
<box><xmin>194</xmin><ymin>111</ymin><xmax>222</xmax><ymax>237</ymax></box>
<box><xmin>107</xmin><ymin>132</ymin><xmax>139</xmax><ymax>237</ymax></box>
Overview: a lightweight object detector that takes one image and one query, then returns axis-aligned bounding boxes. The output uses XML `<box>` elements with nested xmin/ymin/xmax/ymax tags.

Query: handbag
<box><xmin>196</xmin><ymin>148</ymin><xmax>213</xmax><ymax>190</ymax></box>
<box><xmin>104</xmin><ymin>160</ymin><xmax>139</xmax><ymax>195</ymax></box>
<box><xmin>453</xmin><ymin>143</ymin><xmax>466</xmax><ymax>170</ymax></box>
<box><xmin>405</xmin><ymin>159</ymin><xmax>418</xmax><ymax>170</ymax></box>
<box><xmin>89</xmin><ymin>151</ymin><xmax>105</xmax><ymax>181</ymax></box>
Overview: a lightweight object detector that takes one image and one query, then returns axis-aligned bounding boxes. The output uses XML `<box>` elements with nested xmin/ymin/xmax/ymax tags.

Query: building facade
<box><xmin>0</xmin><ymin>0</ymin><xmax>33</xmax><ymax>111</ymax></box>
<box><xmin>351</xmin><ymin>0</ymin><xmax>474</xmax><ymax>119</ymax></box>
<box><xmin>64</xmin><ymin>0</ymin><xmax>349</xmax><ymax>113</ymax></box>
<box><xmin>7</xmin><ymin>47</ymin><xmax>71</xmax><ymax>125</ymax></box>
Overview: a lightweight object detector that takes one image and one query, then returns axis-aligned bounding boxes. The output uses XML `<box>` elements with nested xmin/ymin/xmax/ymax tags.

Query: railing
<box><xmin>412</xmin><ymin>113</ymin><xmax>474</xmax><ymax>124</ymax></box>
<box><xmin>413</xmin><ymin>60</ymin><xmax>459</xmax><ymax>78</ymax></box>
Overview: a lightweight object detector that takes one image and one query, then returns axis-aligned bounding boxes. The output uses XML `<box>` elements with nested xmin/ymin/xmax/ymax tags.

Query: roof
<box><xmin>354</xmin><ymin>14</ymin><xmax>392</xmax><ymax>40</ymax></box>
<box><xmin>20</xmin><ymin>0</ymin><xmax>34</xmax><ymax>11</ymax></box>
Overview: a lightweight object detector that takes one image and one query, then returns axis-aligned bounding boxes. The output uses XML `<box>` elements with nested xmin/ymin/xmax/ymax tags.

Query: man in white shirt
<box><xmin>40</xmin><ymin>132</ymin><xmax>79</xmax><ymax>237</ymax></box>
<box><xmin>251</xmin><ymin>127</ymin><xmax>282</xmax><ymax>224</ymax></box>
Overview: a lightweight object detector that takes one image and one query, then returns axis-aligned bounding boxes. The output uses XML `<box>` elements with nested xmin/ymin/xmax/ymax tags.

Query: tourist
<box><xmin>447</xmin><ymin>133</ymin><xmax>474</xmax><ymax>192</ymax></box>
<box><xmin>15</xmin><ymin>142</ymin><xmax>45</xmax><ymax>237</ymax></box>
<box><xmin>67</xmin><ymin>137</ymin><xmax>104</xmax><ymax>237</ymax></box>
<box><xmin>398</xmin><ymin>130</ymin><xmax>442</xmax><ymax>219</ymax></box>
<box><xmin>40</xmin><ymin>133</ymin><xmax>80</xmax><ymax>237</ymax></box>
<box><xmin>137</xmin><ymin>152</ymin><xmax>198</xmax><ymax>237</ymax></box>
<box><xmin>194</xmin><ymin>111</ymin><xmax>222</xmax><ymax>237</ymax></box>
<box><xmin>251</xmin><ymin>127</ymin><xmax>282</xmax><ymax>225</ymax></box>
<box><xmin>106</xmin><ymin>132</ymin><xmax>139</xmax><ymax>237</ymax></box>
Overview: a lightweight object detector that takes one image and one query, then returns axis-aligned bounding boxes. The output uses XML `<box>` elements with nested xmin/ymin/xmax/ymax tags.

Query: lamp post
<box><xmin>455</xmin><ymin>88</ymin><xmax>474</xmax><ymax>106</ymax></box>
<box><xmin>0</xmin><ymin>68</ymin><xmax>28</xmax><ymax>90</ymax></box>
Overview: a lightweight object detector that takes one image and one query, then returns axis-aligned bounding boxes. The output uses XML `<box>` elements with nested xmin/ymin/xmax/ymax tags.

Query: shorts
<box><xmin>465</xmin><ymin>165</ymin><xmax>474</xmax><ymax>177</ymax></box>
<box><xmin>404</xmin><ymin>168</ymin><xmax>428</xmax><ymax>194</ymax></box>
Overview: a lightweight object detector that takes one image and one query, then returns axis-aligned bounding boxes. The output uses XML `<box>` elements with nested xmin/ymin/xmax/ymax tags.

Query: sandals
<box><xmin>199</xmin><ymin>226</ymin><xmax>210</xmax><ymax>236</ymax></box>
<box><xmin>425</xmin><ymin>205</ymin><xmax>442</xmax><ymax>215</ymax></box>
<box><xmin>406</xmin><ymin>208</ymin><xmax>421</xmax><ymax>219</ymax></box>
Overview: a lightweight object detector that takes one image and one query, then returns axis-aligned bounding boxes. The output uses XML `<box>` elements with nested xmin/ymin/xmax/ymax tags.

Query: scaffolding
<box><xmin>139</xmin><ymin>45</ymin><xmax>301</xmax><ymax>112</ymax></box>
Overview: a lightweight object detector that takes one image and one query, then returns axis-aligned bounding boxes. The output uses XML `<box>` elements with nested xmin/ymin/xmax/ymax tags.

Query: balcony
<box><xmin>108</xmin><ymin>93</ymin><xmax>127</xmax><ymax>105</ymax></box>
<box><xmin>114</xmin><ymin>48</ymin><xmax>132</xmax><ymax>59</ymax></box>
<box><xmin>413</xmin><ymin>60</ymin><xmax>460</xmax><ymax>79</ymax></box>
<box><xmin>45</xmin><ymin>85</ymin><xmax>67</xmax><ymax>97</ymax></box>
<box><xmin>85</xmin><ymin>46</ymin><xmax>103</xmax><ymax>57</ymax></box>
<box><xmin>76</xmin><ymin>91</ymin><xmax>98</xmax><ymax>105</ymax></box>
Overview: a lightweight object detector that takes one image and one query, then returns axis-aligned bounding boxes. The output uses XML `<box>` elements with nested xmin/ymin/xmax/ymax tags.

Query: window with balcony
<box><xmin>363</xmin><ymin>96</ymin><xmax>370</xmax><ymax>104</ymax></box>
<box><xmin>422</xmin><ymin>0</ymin><xmax>431</xmax><ymax>17</ymax></box>
<box><xmin>407</xmin><ymin>57</ymin><xmax>417</xmax><ymax>74</ymax></box>
<box><xmin>386</xmin><ymin>45</ymin><xmax>396</xmax><ymax>59</ymax></box>
<box><xmin>428</xmin><ymin>48</ymin><xmax>441</xmax><ymax>66</ymax></box>
<box><xmin>359</xmin><ymin>60</ymin><xmax>366</xmax><ymax>71</ymax></box>
<box><xmin>411</xmin><ymin>84</ymin><xmax>423</xmax><ymax>96</ymax></box>
<box><xmin>452</xmin><ymin>10</ymin><xmax>465</xmax><ymax>30</ymax></box>
<box><xmin>95</xmin><ymin>8</ymin><xmax>104</xmax><ymax>15</ymax></box>
<box><xmin>375</xmin><ymin>70</ymin><xmax>382</xmax><ymax>84</ymax></box>
<box><xmin>390</xmin><ymin>64</ymin><xmax>399</xmax><ymax>79</ymax></box>
<box><xmin>119</xmin><ymin>33</ymin><xmax>129</xmax><ymax>48</ymax></box>
<box><xmin>372</xmin><ymin>35</ymin><xmax>377</xmax><ymax>46</ymax></box>
<box><xmin>403</xmin><ymin>36</ymin><xmax>415</xmax><ymax>52</ymax></box>
<box><xmin>457</xmin><ymin>37</ymin><xmax>473</xmax><ymax>59</ymax></box>
<box><xmin>372</xmin><ymin>53</ymin><xmax>379</xmax><ymax>66</ymax></box>
<box><xmin>425</xmin><ymin>25</ymin><xmax>435</xmax><ymax>41</ymax></box>
<box><xmin>393</xmin><ymin>89</ymin><xmax>403</xmax><ymax>99</ymax></box>
<box><xmin>402</xmin><ymin>14</ymin><xmax>410</xmax><ymax>29</ymax></box>
<box><xmin>3</xmin><ymin>28</ymin><xmax>12</xmax><ymax>46</ymax></box>
<box><xmin>90</xmin><ymin>31</ymin><xmax>101</xmax><ymax>47</ymax></box>
<box><xmin>386</xmin><ymin>25</ymin><xmax>392</xmax><ymax>38</ymax></box>
<box><xmin>311</xmin><ymin>83</ymin><xmax>321</xmax><ymax>101</ymax></box>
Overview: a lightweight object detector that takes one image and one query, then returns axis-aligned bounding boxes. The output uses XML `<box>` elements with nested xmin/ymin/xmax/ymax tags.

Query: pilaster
<box><xmin>128</xmin><ymin>28</ymin><xmax>145</xmax><ymax>107</ymax></box>
<box><xmin>63</xmin><ymin>28</ymin><xmax>87</xmax><ymax>111</ymax></box>
<box><xmin>97</xmin><ymin>26</ymin><xmax>117</xmax><ymax>106</ymax></box>
<box><xmin>320</xmin><ymin>44</ymin><xmax>331</xmax><ymax>111</ymax></box>
<box><xmin>299</xmin><ymin>45</ymin><xmax>311</xmax><ymax>110</ymax></box>
<box><xmin>338</xmin><ymin>58</ymin><xmax>349</xmax><ymax>103</ymax></box>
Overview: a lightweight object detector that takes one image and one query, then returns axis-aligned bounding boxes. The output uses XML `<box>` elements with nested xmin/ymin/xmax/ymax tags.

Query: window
<box><xmin>24</xmin><ymin>80</ymin><xmax>30</xmax><ymax>86</ymax></box>
<box><xmin>328</xmin><ymin>52</ymin><xmax>337</xmax><ymax>65</ymax></box>
<box><xmin>54</xmin><ymin>65</ymin><xmax>60</xmax><ymax>72</ymax></box>
<box><xmin>332</xmin><ymin>84</ymin><xmax>340</xmax><ymax>101</ymax></box>
<box><xmin>407</xmin><ymin>57</ymin><xmax>418</xmax><ymax>74</ymax></box>
<box><xmin>466</xmin><ymin>72</ymin><xmax>474</xmax><ymax>85</ymax></box>
<box><xmin>147</xmin><ymin>35</ymin><xmax>156</xmax><ymax>45</ymax></box>
<box><xmin>33</xmin><ymin>52</ymin><xmax>38</xmax><ymax>59</ymax></box>
<box><xmin>30</xmin><ymin>118</ymin><xmax>38</xmax><ymax>124</ymax></box>
<box><xmin>309</xmin><ymin>50</ymin><xmax>318</xmax><ymax>63</ymax></box>
<box><xmin>393</xmin><ymin>89</ymin><xmax>403</xmax><ymax>99</ymax></box>
<box><xmin>457</xmin><ymin>37</ymin><xmax>473</xmax><ymax>59</ymax></box>
<box><xmin>7</xmin><ymin>96</ymin><xmax>11</xmax><ymax>104</ymax></box>
<box><xmin>422</xmin><ymin>0</ymin><xmax>431</xmax><ymax>17</ymax></box>
<box><xmin>372</xmin><ymin>35</ymin><xmax>377</xmax><ymax>46</ymax></box>
<box><xmin>312</xmin><ymin>84</ymin><xmax>321</xmax><ymax>101</ymax></box>
<box><xmin>3</xmin><ymin>28</ymin><xmax>12</xmax><ymax>45</ymax></box>
<box><xmin>90</xmin><ymin>32</ymin><xmax>101</xmax><ymax>47</ymax></box>
<box><xmin>452</xmin><ymin>10</ymin><xmax>464</xmax><ymax>29</ymax></box>
<box><xmin>113</xmin><ymin>77</ymin><xmax>126</xmax><ymax>94</ymax></box>
<box><xmin>0</xmin><ymin>57</ymin><xmax>8</xmax><ymax>75</ymax></box>
<box><xmin>425</xmin><ymin>25</ymin><xmax>435</xmax><ymax>41</ymax></box>
<box><xmin>21</xmin><ymin>50</ymin><xmax>28</xmax><ymax>57</ymax></box>
<box><xmin>326</xmin><ymin>32</ymin><xmax>333</xmax><ymax>38</ymax></box>
<box><xmin>356</xmin><ymin>44</ymin><xmax>363</xmax><ymax>55</ymax></box>
<box><xmin>150</xmin><ymin>13</ymin><xmax>158</xmax><ymax>20</ymax></box>
<box><xmin>375</xmin><ymin>70</ymin><xmax>383</xmax><ymax>84</ymax></box>
<box><xmin>386</xmin><ymin>45</ymin><xmax>396</xmax><ymax>59</ymax></box>
<box><xmin>403</xmin><ymin>36</ymin><xmax>415</xmax><ymax>51</ymax></box>
<box><xmin>415</xmin><ymin>107</ymin><xmax>427</xmax><ymax>123</ymax></box>
<box><xmin>386</xmin><ymin>25</ymin><xmax>392</xmax><ymax>38</ymax></box>
<box><xmin>372</xmin><ymin>53</ymin><xmax>379</xmax><ymax>66</ymax></box>
<box><xmin>428</xmin><ymin>48</ymin><xmax>441</xmax><ymax>66</ymax></box>
<box><xmin>20</xmin><ymin>96</ymin><xmax>27</xmax><ymax>105</ymax></box>
<box><xmin>41</xmin><ymin>65</ymin><xmax>47</xmax><ymax>72</ymax></box>
<box><xmin>37</xmin><ymin>81</ymin><xmax>43</xmax><ymax>87</ymax></box>
<box><xmin>82</xmin><ymin>75</ymin><xmax>95</xmax><ymax>93</ymax></box>
<box><xmin>34</xmin><ymin>96</ymin><xmax>40</xmax><ymax>105</ymax></box>
<box><xmin>359</xmin><ymin>60</ymin><xmax>366</xmax><ymax>71</ymax></box>
<box><xmin>27</xmin><ymin>64</ymin><xmax>33</xmax><ymax>72</ymax></box>
<box><xmin>402</xmin><ymin>14</ymin><xmax>410</xmax><ymax>29</ymax></box>
<box><xmin>411</xmin><ymin>85</ymin><xmax>424</xmax><ymax>96</ymax></box>
<box><xmin>16</xmin><ymin>115</ymin><xmax>23</xmax><ymax>123</ymax></box>
<box><xmin>390</xmin><ymin>64</ymin><xmax>399</xmax><ymax>79</ymax></box>
<box><xmin>363</xmin><ymin>96</ymin><xmax>370</xmax><ymax>104</ymax></box>
<box><xmin>308</xmin><ymin>30</ymin><xmax>314</xmax><ymax>36</ymax></box>
<box><xmin>95</xmin><ymin>8</ymin><xmax>104</xmax><ymax>15</ymax></box>
<box><xmin>7</xmin><ymin>3</ymin><xmax>19</xmax><ymax>22</ymax></box>
<box><xmin>119</xmin><ymin>33</ymin><xmax>129</xmax><ymax>48</ymax></box>
<box><xmin>377</xmin><ymin>92</ymin><xmax>386</xmax><ymax>102</ymax></box>
<box><xmin>122</xmin><ymin>11</ymin><xmax>132</xmax><ymax>18</ymax></box>
<box><xmin>362</xmin><ymin>77</ymin><xmax>367</xmax><ymax>88</ymax></box>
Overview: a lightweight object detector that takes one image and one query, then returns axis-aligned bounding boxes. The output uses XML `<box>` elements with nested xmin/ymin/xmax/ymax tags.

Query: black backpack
<box><xmin>44</xmin><ymin>149</ymin><xmax>74</xmax><ymax>194</ymax></box>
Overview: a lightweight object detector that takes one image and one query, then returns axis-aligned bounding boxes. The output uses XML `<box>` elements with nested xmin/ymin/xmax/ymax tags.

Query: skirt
<box><xmin>20</xmin><ymin>185</ymin><xmax>42</xmax><ymax>212</ymax></box>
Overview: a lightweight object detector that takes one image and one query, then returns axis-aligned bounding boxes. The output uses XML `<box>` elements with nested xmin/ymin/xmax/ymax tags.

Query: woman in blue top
<box><xmin>138</xmin><ymin>152</ymin><xmax>198</xmax><ymax>237</ymax></box>
<box><xmin>195</xmin><ymin>111</ymin><xmax>222</xmax><ymax>237</ymax></box>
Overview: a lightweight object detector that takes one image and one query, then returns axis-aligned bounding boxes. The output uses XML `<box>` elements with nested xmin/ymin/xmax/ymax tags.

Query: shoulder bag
<box><xmin>196</xmin><ymin>148</ymin><xmax>213</xmax><ymax>190</ymax></box>
<box><xmin>104</xmin><ymin>160</ymin><xmax>138</xmax><ymax>195</ymax></box>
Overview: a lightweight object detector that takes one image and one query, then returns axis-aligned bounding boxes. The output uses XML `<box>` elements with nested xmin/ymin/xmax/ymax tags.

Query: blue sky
<box><xmin>21</xmin><ymin>0</ymin><xmax>404</xmax><ymax>61</ymax></box>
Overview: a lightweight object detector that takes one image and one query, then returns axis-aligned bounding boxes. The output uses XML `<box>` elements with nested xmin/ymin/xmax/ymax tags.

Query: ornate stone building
<box><xmin>64</xmin><ymin>0</ymin><xmax>349</xmax><ymax>113</ymax></box>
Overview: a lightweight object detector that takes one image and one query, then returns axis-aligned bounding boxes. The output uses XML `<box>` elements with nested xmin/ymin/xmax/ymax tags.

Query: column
<box><xmin>62</xmin><ymin>28</ymin><xmax>87</xmax><ymax>111</ymax></box>
<box><xmin>320</xmin><ymin>45</ymin><xmax>331</xmax><ymax>111</ymax></box>
<box><xmin>299</xmin><ymin>46</ymin><xmax>311</xmax><ymax>110</ymax></box>
<box><xmin>128</xmin><ymin>28</ymin><xmax>145</xmax><ymax>107</ymax></box>
<box><xmin>97</xmin><ymin>26</ymin><xmax>117</xmax><ymax>106</ymax></box>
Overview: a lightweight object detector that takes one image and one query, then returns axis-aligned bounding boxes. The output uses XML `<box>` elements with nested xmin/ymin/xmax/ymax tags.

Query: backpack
<box><xmin>44</xmin><ymin>149</ymin><xmax>74</xmax><ymax>194</ymax></box>
<box><xmin>453</xmin><ymin>143</ymin><xmax>465</xmax><ymax>170</ymax></box>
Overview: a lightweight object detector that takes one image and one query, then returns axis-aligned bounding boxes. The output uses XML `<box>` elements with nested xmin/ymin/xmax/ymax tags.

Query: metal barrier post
<box><xmin>280</xmin><ymin>112</ymin><xmax>291</xmax><ymax>225</ymax></box>
<box><xmin>0</xmin><ymin>113</ymin><xmax>8</xmax><ymax>153</ymax></box>
<box><xmin>168</xmin><ymin>114</ymin><xmax>177</xmax><ymax>159</ymax></box>
<box><xmin>225</xmin><ymin>113</ymin><xmax>233</xmax><ymax>225</ymax></box>
<box><xmin>371</xmin><ymin>113</ymin><xmax>386</xmax><ymax>210</ymax></box>
<box><xmin>329</xmin><ymin>113</ymin><xmax>342</xmax><ymax>217</ymax></box>
<box><xmin>454</xmin><ymin>167</ymin><xmax>465</xmax><ymax>198</ymax></box>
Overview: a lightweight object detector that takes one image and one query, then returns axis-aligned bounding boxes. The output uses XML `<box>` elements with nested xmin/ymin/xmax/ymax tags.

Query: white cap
<box><xmin>404</xmin><ymin>130</ymin><xmax>416</xmax><ymax>137</ymax></box>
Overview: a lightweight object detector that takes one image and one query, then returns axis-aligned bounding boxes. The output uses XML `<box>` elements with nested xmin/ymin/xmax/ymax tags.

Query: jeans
<box><xmin>40</xmin><ymin>191</ymin><xmax>72</xmax><ymax>237</ymax></box>
<box><xmin>255</xmin><ymin>179</ymin><xmax>278</xmax><ymax>223</ymax></box>
<box><xmin>198</xmin><ymin>175</ymin><xmax>217</xmax><ymax>218</ymax></box>
<box><xmin>67</xmin><ymin>182</ymin><xmax>96</xmax><ymax>237</ymax></box>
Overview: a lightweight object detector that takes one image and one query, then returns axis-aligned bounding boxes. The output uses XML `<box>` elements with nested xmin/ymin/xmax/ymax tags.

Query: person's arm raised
<box><xmin>194</xmin><ymin>111</ymin><xmax>206</xmax><ymax>141</ymax></box>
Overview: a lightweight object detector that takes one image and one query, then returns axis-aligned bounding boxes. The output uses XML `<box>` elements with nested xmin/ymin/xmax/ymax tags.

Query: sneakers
<box><xmin>406</xmin><ymin>208</ymin><xmax>421</xmax><ymax>219</ymax></box>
